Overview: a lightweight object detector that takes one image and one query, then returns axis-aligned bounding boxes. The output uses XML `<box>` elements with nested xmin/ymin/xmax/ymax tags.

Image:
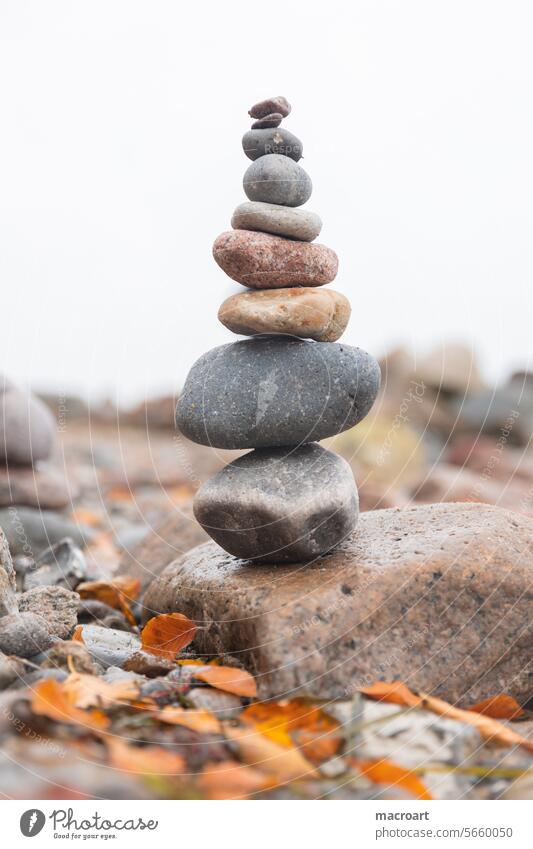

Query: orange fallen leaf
<box><xmin>361</xmin><ymin>680</ymin><xmax>533</xmax><ymax>753</ymax></box>
<box><xmin>192</xmin><ymin>665</ymin><xmax>256</xmax><ymax>698</ymax></box>
<box><xmin>105</xmin><ymin>485</ymin><xmax>135</xmax><ymax>502</ymax></box>
<box><xmin>106</xmin><ymin>737</ymin><xmax>186</xmax><ymax>776</ymax></box>
<box><xmin>156</xmin><ymin>705</ymin><xmax>221</xmax><ymax>734</ymax></box>
<box><xmin>141</xmin><ymin>613</ymin><xmax>196</xmax><ymax>660</ymax></box>
<box><xmin>224</xmin><ymin>724</ymin><xmax>317</xmax><ymax>782</ymax></box>
<box><xmin>31</xmin><ymin>678</ymin><xmax>108</xmax><ymax>731</ymax></box>
<box><xmin>467</xmin><ymin>694</ymin><xmax>525</xmax><ymax>720</ymax></box>
<box><xmin>354</xmin><ymin>758</ymin><xmax>432</xmax><ymax>800</ymax></box>
<box><xmin>72</xmin><ymin>625</ymin><xmax>85</xmax><ymax>643</ymax></box>
<box><xmin>241</xmin><ymin>699</ymin><xmax>341</xmax><ymax>763</ymax></box>
<box><xmin>70</xmin><ymin>508</ymin><xmax>103</xmax><ymax>528</ymax></box>
<box><xmin>198</xmin><ymin>760</ymin><xmax>268</xmax><ymax>800</ymax></box>
<box><xmin>62</xmin><ymin>672</ymin><xmax>140</xmax><ymax>709</ymax></box>
<box><xmin>77</xmin><ymin>576</ymin><xmax>141</xmax><ymax>625</ymax></box>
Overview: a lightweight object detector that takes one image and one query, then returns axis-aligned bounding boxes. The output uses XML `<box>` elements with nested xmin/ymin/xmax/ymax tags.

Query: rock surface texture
<box><xmin>144</xmin><ymin>503</ymin><xmax>533</xmax><ymax>704</ymax></box>
<box><xmin>243</xmin><ymin>155</ymin><xmax>312</xmax><ymax>207</ymax></box>
<box><xmin>231</xmin><ymin>202</ymin><xmax>322</xmax><ymax>242</ymax></box>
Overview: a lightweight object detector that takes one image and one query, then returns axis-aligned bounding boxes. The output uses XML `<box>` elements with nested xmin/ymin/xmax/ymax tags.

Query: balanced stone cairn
<box><xmin>176</xmin><ymin>96</ymin><xmax>381</xmax><ymax>564</ymax></box>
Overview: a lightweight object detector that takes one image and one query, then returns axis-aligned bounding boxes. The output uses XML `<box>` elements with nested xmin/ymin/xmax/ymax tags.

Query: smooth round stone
<box><xmin>176</xmin><ymin>336</ymin><xmax>381</xmax><ymax>449</ymax></box>
<box><xmin>218</xmin><ymin>288</ymin><xmax>351</xmax><ymax>342</ymax></box>
<box><xmin>242</xmin><ymin>128</ymin><xmax>303</xmax><ymax>162</ymax></box>
<box><xmin>193</xmin><ymin>444</ymin><xmax>358</xmax><ymax>563</ymax></box>
<box><xmin>243</xmin><ymin>155</ymin><xmax>312</xmax><ymax>207</ymax></box>
<box><xmin>0</xmin><ymin>388</ymin><xmax>55</xmax><ymax>465</ymax></box>
<box><xmin>231</xmin><ymin>202</ymin><xmax>322</xmax><ymax>242</ymax></box>
<box><xmin>251</xmin><ymin>113</ymin><xmax>282</xmax><ymax>129</ymax></box>
<box><xmin>213</xmin><ymin>230</ymin><xmax>338</xmax><ymax>288</ymax></box>
<box><xmin>249</xmin><ymin>96</ymin><xmax>291</xmax><ymax>119</ymax></box>
<box><xmin>0</xmin><ymin>611</ymin><xmax>52</xmax><ymax>658</ymax></box>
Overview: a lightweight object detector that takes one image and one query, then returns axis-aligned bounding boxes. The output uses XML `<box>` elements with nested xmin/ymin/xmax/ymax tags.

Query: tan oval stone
<box><xmin>212</xmin><ymin>230</ymin><xmax>338</xmax><ymax>288</ymax></box>
<box><xmin>218</xmin><ymin>287</ymin><xmax>351</xmax><ymax>341</ymax></box>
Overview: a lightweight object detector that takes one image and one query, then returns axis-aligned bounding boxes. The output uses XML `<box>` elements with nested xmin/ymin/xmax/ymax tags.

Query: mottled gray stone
<box><xmin>194</xmin><ymin>444</ymin><xmax>358</xmax><ymax>563</ymax></box>
<box><xmin>249</xmin><ymin>96</ymin><xmax>291</xmax><ymax>119</ymax></box>
<box><xmin>232</xmin><ymin>202</ymin><xmax>321</xmax><ymax>242</ymax></box>
<box><xmin>77</xmin><ymin>624</ymin><xmax>140</xmax><ymax>668</ymax></box>
<box><xmin>0</xmin><ymin>508</ymin><xmax>91</xmax><ymax>559</ymax></box>
<box><xmin>251</xmin><ymin>112</ymin><xmax>282</xmax><ymax>129</ymax></box>
<box><xmin>0</xmin><ymin>612</ymin><xmax>52</xmax><ymax>658</ymax></box>
<box><xmin>176</xmin><ymin>336</ymin><xmax>381</xmax><ymax>449</ymax></box>
<box><xmin>0</xmin><ymin>387</ymin><xmax>56</xmax><ymax>464</ymax></box>
<box><xmin>242</xmin><ymin>128</ymin><xmax>303</xmax><ymax>162</ymax></box>
<box><xmin>0</xmin><ymin>653</ymin><xmax>26</xmax><ymax>689</ymax></box>
<box><xmin>23</xmin><ymin>537</ymin><xmax>88</xmax><ymax>590</ymax></box>
<box><xmin>19</xmin><ymin>585</ymin><xmax>79</xmax><ymax>639</ymax></box>
<box><xmin>243</xmin><ymin>155</ymin><xmax>312</xmax><ymax>207</ymax></box>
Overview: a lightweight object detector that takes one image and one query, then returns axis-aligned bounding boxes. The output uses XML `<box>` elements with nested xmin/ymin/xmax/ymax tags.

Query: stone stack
<box><xmin>176</xmin><ymin>96</ymin><xmax>381</xmax><ymax>563</ymax></box>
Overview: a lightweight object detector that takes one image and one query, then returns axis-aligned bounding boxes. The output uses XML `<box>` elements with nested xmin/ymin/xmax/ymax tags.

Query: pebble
<box><xmin>18</xmin><ymin>585</ymin><xmax>79</xmax><ymax>640</ymax></box>
<box><xmin>249</xmin><ymin>96</ymin><xmax>291</xmax><ymax>119</ymax></box>
<box><xmin>0</xmin><ymin>612</ymin><xmax>52</xmax><ymax>658</ymax></box>
<box><xmin>0</xmin><ymin>653</ymin><xmax>26</xmax><ymax>689</ymax></box>
<box><xmin>23</xmin><ymin>537</ymin><xmax>88</xmax><ymax>591</ymax></box>
<box><xmin>218</xmin><ymin>287</ymin><xmax>351</xmax><ymax>342</ymax></box>
<box><xmin>242</xmin><ymin>128</ymin><xmax>303</xmax><ymax>162</ymax></box>
<box><xmin>0</xmin><ymin>507</ymin><xmax>91</xmax><ymax>559</ymax></box>
<box><xmin>231</xmin><ymin>201</ymin><xmax>321</xmax><ymax>242</ymax></box>
<box><xmin>0</xmin><ymin>464</ymin><xmax>75</xmax><ymax>509</ymax></box>
<box><xmin>251</xmin><ymin>113</ymin><xmax>282</xmax><ymax>129</ymax></box>
<box><xmin>243</xmin><ymin>155</ymin><xmax>312</xmax><ymax>207</ymax></box>
<box><xmin>194</xmin><ymin>443</ymin><xmax>358</xmax><ymax>563</ymax></box>
<box><xmin>76</xmin><ymin>623</ymin><xmax>140</xmax><ymax>668</ymax></box>
<box><xmin>213</xmin><ymin>230</ymin><xmax>338</xmax><ymax>288</ymax></box>
<box><xmin>41</xmin><ymin>640</ymin><xmax>100</xmax><ymax>674</ymax></box>
<box><xmin>0</xmin><ymin>566</ymin><xmax>18</xmax><ymax>617</ymax></box>
<box><xmin>0</xmin><ymin>387</ymin><xmax>56</xmax><ymax>464</ymax></box>
<box><xmin>176</xmin><ymin>336</ymin><xmax>381</xmax><ymax>449</ymax></box>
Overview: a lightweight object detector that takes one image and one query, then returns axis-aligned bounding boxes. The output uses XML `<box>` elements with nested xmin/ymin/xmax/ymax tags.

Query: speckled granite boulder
<box><xmin>213</xmin><ymin>230</ymin><xmax>337</xmax><ymax>289</ymax></box>
<box><xmin>175</xmin><ymin>336</ymin><xmax>381</xmax><ymax>449</ymax></box>
<box><xmin>143</xmin><ymin>503</ymin><xmax>533</xmax><ymax>705</ymax></box>
<box><xmin>194</xmin><ymin>444</ymin><xmax>358</xmax><ymax>563</ymax></box>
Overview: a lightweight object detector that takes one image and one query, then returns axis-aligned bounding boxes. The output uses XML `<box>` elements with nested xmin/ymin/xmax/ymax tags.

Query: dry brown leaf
<box><xmin>354</xmin><ymin>757</ymin><xmax>433</xmax><ymax>800</ymax></box>
<box><xmin>69</xmin><ymin>507</ymin><xmax>103</xmax><ymax>528</ymax></box>
<box><xmin>224</xmin><ymin>724</ymin><xmax>317</xmax><ymax>782</ymax></box>
<box><xmin>77</xmin><ymin>576</ymin><xmax>141</xmax><ymax>625</ymax></box>
<box><xmin>106</xmin><ymin>737</ymin><xmax>186</xmax><ymax>775</ymax></box>
<box><xmin>141</xmin><ymin>613</ymin><xmax>196</xmax><ymax>660</ymax></box>
<box><xmin>241</xmin><ymin>699</ymin><xmax>341</xmax><ymax>763</ymax></box>
<box><xmin>361</xmin><ymin>680</ymin><xmax>533</xmax><ymax>753</ymax></box>
<box><xmin>467</xmin><ymin>694</ymin><xmax>525</xmax><ymax>720</ymax></box>
<box><xmin>192</xmin><ymin>664</ymin><xmax>256</xmax><ymax>698</ymax></box>
<box><xmin>31</xmin><ymin>678</ymin><xmax>109</xmax><ymax>731</ymax></box>
<box><xmin>62</xmin><ymin>672</ymin><xmax>140</xmax><ymax>709</ymax></box>
<box><xmin>198</xmin><ymin>760</ymin><xmax>268</xmax><ymax>800</ymax></box>
<box><xmin>156</xmin><ymin>705</ymin><xmax>221</xmax><ymax>734</ymax></box>
<box><xmin>72</xmin><ymin>624</ymin><xmax>85</xmax><ymax>643</ymax></box>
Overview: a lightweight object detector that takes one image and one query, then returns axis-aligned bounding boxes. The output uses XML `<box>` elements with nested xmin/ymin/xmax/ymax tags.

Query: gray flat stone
<box><xmin>175</xmin><ymin>336</ymin><xmax>381</xmax><ymax>449</ymax></box>
<box><xmin>242</xmin><ymin>128</ymin><xmax>303</xmax><ymax>162</ymax></box>
<box><xmin>194</xmin><ymin>444</ymin><xmax>358</xmax><ymax>563</ymax></box>
<box><xmin>232</xmin><ymin>202</ymin><xmax>322</xmax><ymax>242</ymax></box>
<box><xmin>243</xmin><ymin>154</ymin><xmax>312</xmax><ymax>207</ymax></box>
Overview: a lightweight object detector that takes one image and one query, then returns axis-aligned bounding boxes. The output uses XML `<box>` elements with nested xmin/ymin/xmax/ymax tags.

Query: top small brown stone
<box><xmin>249</xmin><ymin>96</ymin><xmax>291</xmax><ymax>120</ymax></box>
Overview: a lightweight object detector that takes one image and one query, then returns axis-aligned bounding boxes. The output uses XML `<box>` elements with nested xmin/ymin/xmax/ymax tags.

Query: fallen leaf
<box><xmin>467</xmin><ymin>694</ymin><xmax>525</xmax><ymax>720</ymax></box>
<box><xmin>62</xmin><ymin>672</ymin><xmax>140</xmax><ymax>709</ymax></box>
<box><xmin>224</xmin><ymin>724</ymin><xmax>317</xmax><ymax>782</ymax></box>
<box><xmin>69</xmin><ymin>508</ymin><xmax>103</xmax><ymax>528</ymax></box>
<box><xmin>141</xmin><ymin>613</ymin><xmax>196</xmax><ymax>660</ymax></box>
<box><xmin>241</xmin><ymin>699</ymin><xmax>341</xmax><ymax>763</ymax></box>
<box><xmin>31</xmin><ymin>679</ymin><xmax>108</xmax><ymax>731</ymax></box>
<box><xmin>106</xmin><ymin>737</ymin><xmax>186</xmax><ymax>775</ymax></box>
<box><xmin>361</xmin><ymin>680</ymin><xmax>533</xmax><ymax>753</ymax></box>
<box><xmin>72</xmin><ymin>625</ymin><xmax>85</xmax><ymax>643</ymax></box>
<box><xmin>198</xmin><ymin>760</ymin><xmax>268</xmax><ymax>799</ymax></box>
<box><xmin>156</xmin><ymin>705</ymin><xmax>221</xmax><ymax>734</ymax></box>
<box><xmin>354</xmin><ymin>757</ymin><xmax>432</xmax><ymax>800</ymax></box>
<box><xmin>77</xmin><ymin>576</ymin><xmax>141</xmax><ymax>625</ymax></box>
<box><xmin>192</xmin><ymin>665</ymin><xmax>256</xmax><ymax>698</ymax></box>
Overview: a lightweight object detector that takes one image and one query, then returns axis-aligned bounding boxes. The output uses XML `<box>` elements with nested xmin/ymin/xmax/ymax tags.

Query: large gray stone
<box><xmin>176</xmin><ymin>336</ymin><xmax>381</xmax><ymax>449</ymax></box>
<box><xmin>0</xmin><ymin>388</ymin><xmax>55</xmax><ymax>465</ymax></box>
<box><xmin>0</xmin><ymin>612</ymin><xmax>52</xmax><ymax>658</ymax></box>
<box><xmin>194</xmin><ymin>444</ymin><xmax>358</xmax><ymax>563</ymax></box>
<box><xmin>243</xmin><ymin>155</ymin><xmax>312</xmax><ymax>207</ymax></box>
<box><xmin>242</xmin><ymin>128</ymin><xmax>303</xmax><ymax>162</ymax></box>
<box><xmin>0</xmin><ymin>508</ymin><xmax>91</xmax><ymax>559</ymax></box>
<box><xmin>19</xmin><ymin>585</ymin><xmax>79</xmax><ymax>640</ymax></box>
<box><xmin>232</xmin><ymin>202</ymin><xmax>322</xmax><ymax>242</ymax></box>
<box><xmin>143</xmin><ymin>503</ymin><xmax>533</xmax><ymax>705</ymax></box>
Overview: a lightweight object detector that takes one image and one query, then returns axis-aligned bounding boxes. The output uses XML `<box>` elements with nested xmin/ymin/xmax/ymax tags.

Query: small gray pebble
<box><xmin>0</xmin><ymin>612</ymin><xmax>52</xmax><ymax>658</ymax></box>
<box><xmin>242</xmin><ymin>127</ymin><xmax>303</xmax><ymax>162</ymax></box>
<box><xmin>251</xmin><ymin>112</ymin><xmax>283</xmax><ymax>129</ymax></box>
<box><xmin>243</xmin><ymin>154</ymin><xmax>312</xmax><ymax>207</ymax></box>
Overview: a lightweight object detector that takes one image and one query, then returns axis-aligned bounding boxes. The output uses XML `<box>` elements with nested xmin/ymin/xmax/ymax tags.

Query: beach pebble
<box><xmin>251</xmin><ymin>113</ymin><xmax>283</xmax><ymax>129</ymax></box>
<box><xmin>19</xmin><ymin>585</ymin><xmax>79</xmax><ymax>640</ymax></box>
<box><xmin>243</xmin><ymin>155</ymin><xmax>312</xmax><ymax>207</ymax></box>
<box><xmin>0</xmin><ymin>387</ymin><xmax>56</xmax><ymax>465</ymax></box>
<box><xmin>242</xmin><ymin>128</ymin><xmax>303</xmax><ymax>162</ymax></box>
<box><xmin>232</xmin><ymin>202</ymin><xmax>321</xmax><ymax>242</ymax></box>
<box><xmin>0</xmin><ymin>612</ymin><xmax>52</xmax><ymax>658</ymax></box>
<box><xmin>249</xmin><ymin>96</ymin><xmax>291</xmax><ymax>119</ymax></box>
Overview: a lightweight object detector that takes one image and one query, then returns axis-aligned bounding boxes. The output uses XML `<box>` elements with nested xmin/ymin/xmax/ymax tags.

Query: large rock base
<box><xmin>143</xmin><ymin>503</ymin><xmax>533</xmax><ymax>705</ymax></box>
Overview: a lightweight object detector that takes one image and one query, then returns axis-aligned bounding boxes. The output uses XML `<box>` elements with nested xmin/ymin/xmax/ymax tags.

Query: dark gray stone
<box><xmin>0</xmin><ymin>387</ymin><xmax>56</xmax><ymax>464</ymax></box>
<box><xmin>251</xmin><ymin>112</ymin><xmax>283</xmax><ymax>129</ymax></box>
<box><xmin>0</xmin><ymin>508</ymin><xmax>91</xmax><ymax>559</ymax></box>
<box><xmin>19</xmin><ymin>585</ymin><xmax>79</xmax><ymax>639</ymax></box>
<box><xmin>242</xmin><ymin>127</ymin><xmax>303</xmax><ymax>162</ymax></box>
<box><xmin>194</xmin><ymin>444</ymin><xmax>358</xmax><ymax>563</ymax></box>
<box><xmin>249</xmin><ymin>96</ymin><xmax>291</xmax><ymax>119</ymax></box>
<box><xmin>23</xmin><ymin>537</ymin><xmax>88</xmax><ymax>590</ymax></box>
<box><xmin>243</xmin><ymin>155</ymin><xmax>312</xmax><ymax>207</ymax></box>
<box><xmin>0</xmin><ymin>612</ymin><xmax>52</xmax><ymax>658</ymax></box>
<box><xmin>176</xmin><ymin>336</ymin><xmax>381</xmax><ymax>449</ymax></box>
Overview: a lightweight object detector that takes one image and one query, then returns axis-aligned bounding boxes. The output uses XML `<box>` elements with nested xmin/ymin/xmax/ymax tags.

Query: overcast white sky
<box><xmin>1</xmin><ymin>1</ymin><xmax>532</xmax><ymax>405</ymax></box>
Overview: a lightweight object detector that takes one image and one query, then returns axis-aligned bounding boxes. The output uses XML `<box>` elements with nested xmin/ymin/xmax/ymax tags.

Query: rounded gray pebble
<box><xmin>176</xmin><ymin>336</ymin><xmax>381</xmax><ymax>449</ymax></box>
<box><xmin>251</xmin><ymin>113</ymin><xmax>283</xmax><ymax>129</ymax></box>
<box><xmin>242</xmin><ymin>128</ymin><xmax>303</xmax><ymax>162</ymax></box>
<box><xmin>0</xmin><ymin>612</ymin><xmax>52</xmax><ymax>658</ymax></box>
<box><xmin>194</xmin><ymin>443</ymin><xmax>358</xmax><ymax>563</ymax></box>
<box><xmin>243</xmin><ymin>154</ymin><xmax>312</xmax><ymax>207</ymax></box>
<box><xmin>249</xmin><ymin>96</ymin><xmax>291</xmax><ymax>119</ymax></box>
<box><xmin>232</xmin><ymin>202</ymin><xmax>322</xmax><ymax>242</ymax></box>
